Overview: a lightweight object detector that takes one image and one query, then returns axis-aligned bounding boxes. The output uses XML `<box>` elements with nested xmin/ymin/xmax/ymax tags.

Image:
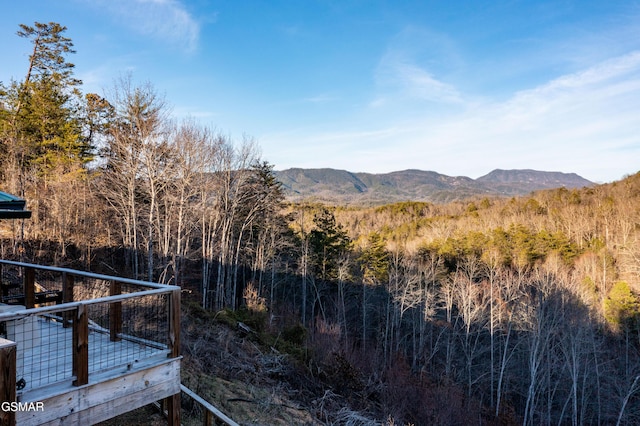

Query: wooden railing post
<box><xmin>23</xmin><ymin>267</ymin><xmax>35</xmax><ymax>308</ymax></box>
<box><xmin>62</xmin><ymin>273</ymin><xmax>74</xmax><ymax>328</ymax></box>
<box><xmin>166</xmin><ymin>288</ymin><xmax>181</xmax><ymax>426</ymax></box>
<box><xmin>0</xmin><ymin>263</ymin><xmax>5</xmax><ymax>303</ymax></box>
<box><xmin>72</xmin><ymin>304</ymin><xmax>89</xmax><ymax>386</ymax></box>
<box><xmin>167</xmin><ymin>393</ymin><xmax>181</xmax><ymax>426</ymax></box>
<box><xmin>109</xmin><ymin>281</ymin><xmax>122</xmax><ymax>341</ymax></box>
<box><xmin>204</xmin><ymin>410</ymin><xmax>213</xmax><ymax>426</ymax></box>
<box><xmin>168</xmin><ymin>288</ymin><xmax>181</xmax><ymax>359</ymax></box>
<box><xmin>0</xmin><ymin>338</ymin><xmax>17</xmax><ymax>426</ymax></box>
<box><xmin>0</xmin><ymin>263</ymin><xmax>9</xmax><ymax>305</ymax></box>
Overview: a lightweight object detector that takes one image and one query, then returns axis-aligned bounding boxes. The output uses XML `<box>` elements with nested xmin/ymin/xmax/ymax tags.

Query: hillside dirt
<box><xmin>179</xmin><ymin>320</ymin><xmax>322</xmax><ymax>425</ymax></box>
<box><xmin>100</xmin><ymin>303</ymin><xmax>331</xmax><ymax>426</ymax></box>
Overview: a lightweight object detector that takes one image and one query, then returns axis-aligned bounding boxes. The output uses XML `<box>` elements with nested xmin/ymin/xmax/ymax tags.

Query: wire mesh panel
<box><xmin>86</xmin><ymin>293</ymin><xmax>169</xmax><ymax>374</ymax></box>
<box><xmin>0</xmin><ymin>263</ymin><xmax>26</xmax><ymax>304</ymax></box>
<box><xmin>0</xmin><ymin>264</ymin><xmax>64</xmax><ymax>306</ymax></box>
<box><xmin>0</xmin><ymin>309</ymin><xmax>74</xmax><ymax>392</ymax></box>
<box><xmin>22</xmin><ymin>313</ymin><xmax>73</xmax><ymax>390</ymax></box>
<box><xmin>31</xmin><ymin>269</ymin><xmax>63</xmax><ymax>304</ymax></box>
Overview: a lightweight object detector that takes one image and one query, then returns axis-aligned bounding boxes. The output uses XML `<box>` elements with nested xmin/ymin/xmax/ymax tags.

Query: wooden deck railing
<box><xmin>0</xmin><ymin>337</ymin><xmax>17</xmax><ymax>425</ymax></box>
<box><xmin>0</xmin><ymin>260</ymin><xmax>182</xmax><ymax>425</ymax></box>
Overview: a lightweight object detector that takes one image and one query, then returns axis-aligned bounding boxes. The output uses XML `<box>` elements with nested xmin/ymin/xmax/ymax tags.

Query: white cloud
<box><xmin>375</xmin><ymin>57</ymin><xmax>464</xmax><ymax>105</ymax></box>
<box><xmin>404</xmin><ymin>51</ymin><xmax>640</xmax><ymax>181</ymax></box>
<box><xmin>393</xmin><ymin>63</ymin><xmax>463</xmax><ymax>104</ymax></box>
<box><xmin>515</xmin><ymin>51</ymin><xmax>640</xmax><ymax>100</ymax></box>
<box><xmin>374</xmin><ymin>26</ymin><xmax>466</xmax><ymax>106</ymax></box>
<box><xmin>88</xmin><ymin>0</ymin><xmax>200</xmax><ymax>52</ymax></box>
<box><xmin>302</xmin><ymin>94</ymin><xmax>338</xmax><ymax>104</ymax></box>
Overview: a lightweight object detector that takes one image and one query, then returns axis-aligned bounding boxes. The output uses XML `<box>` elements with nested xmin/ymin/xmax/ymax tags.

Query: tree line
<box><xmin>2</xmin><ymin>22</ymin><xmax>640</xmax><ymax>424</ymax></box>
<box><xmin>0</xmin><ymin>22</ymin><xmax>287</xmax><ymax>312</ymax></box>
<box><xmin>301</xmin><ymin>177</ymin><xmax>640</xmax><ymax>424</ymax></box>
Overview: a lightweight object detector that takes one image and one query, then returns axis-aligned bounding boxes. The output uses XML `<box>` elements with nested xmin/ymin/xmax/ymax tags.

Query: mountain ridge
<box><xmin>274</xmin><ymin>168</ymin><xmax>593</xmax><ymax>204</ymax></box>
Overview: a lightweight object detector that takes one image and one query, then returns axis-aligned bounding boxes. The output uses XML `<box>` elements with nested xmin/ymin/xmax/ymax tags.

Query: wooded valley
<box><xmin>2</xmin><ymin>22</ymin><xmax>640</xmax><ymax>425</ymax></box>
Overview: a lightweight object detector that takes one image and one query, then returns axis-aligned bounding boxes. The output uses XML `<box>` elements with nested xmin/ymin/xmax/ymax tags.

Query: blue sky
<box><xmin>2</xmin><ymin>0</ymin><xmax>640</xmax><ymax>183</ymax></box>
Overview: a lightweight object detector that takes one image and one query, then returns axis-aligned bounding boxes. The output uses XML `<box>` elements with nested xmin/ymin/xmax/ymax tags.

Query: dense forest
<box><xmin>2</xmin><ymin>22</ymin><xmax>640</xmax><ymax>425</ymax></box>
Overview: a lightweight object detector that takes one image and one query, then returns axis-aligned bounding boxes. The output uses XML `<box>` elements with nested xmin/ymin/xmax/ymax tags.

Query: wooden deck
<box><xmin>0</xmin><ymin>260</ymin><xmax>237</xmax><ymax>426</ymax></box>
<box><xmin>0</xmin><ymin>260</ymin><xmax>182</xmax><ymax>426</ymax></box>
<box><xmin>17</xmin><ymin>316</ymin><xmax>168</xmax><ymax>394</ymax></box>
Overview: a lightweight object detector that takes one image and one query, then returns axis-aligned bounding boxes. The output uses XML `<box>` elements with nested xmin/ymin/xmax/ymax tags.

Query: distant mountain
<box><xmin>274</xmin><ymin>168</ymin><xmax>593</xmax><ymax>204</ymax></box>
<box><xmin>477</xmin><ymin>168</ymin><xmax>591</xmax><ymax>188</ymax></box>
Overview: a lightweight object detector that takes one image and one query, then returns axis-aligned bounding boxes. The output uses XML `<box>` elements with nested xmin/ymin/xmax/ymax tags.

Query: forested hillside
<box><xmin>2</xmin><ymin>22</ymin><xmax>640</xmax><ymax>425</ymax></box>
